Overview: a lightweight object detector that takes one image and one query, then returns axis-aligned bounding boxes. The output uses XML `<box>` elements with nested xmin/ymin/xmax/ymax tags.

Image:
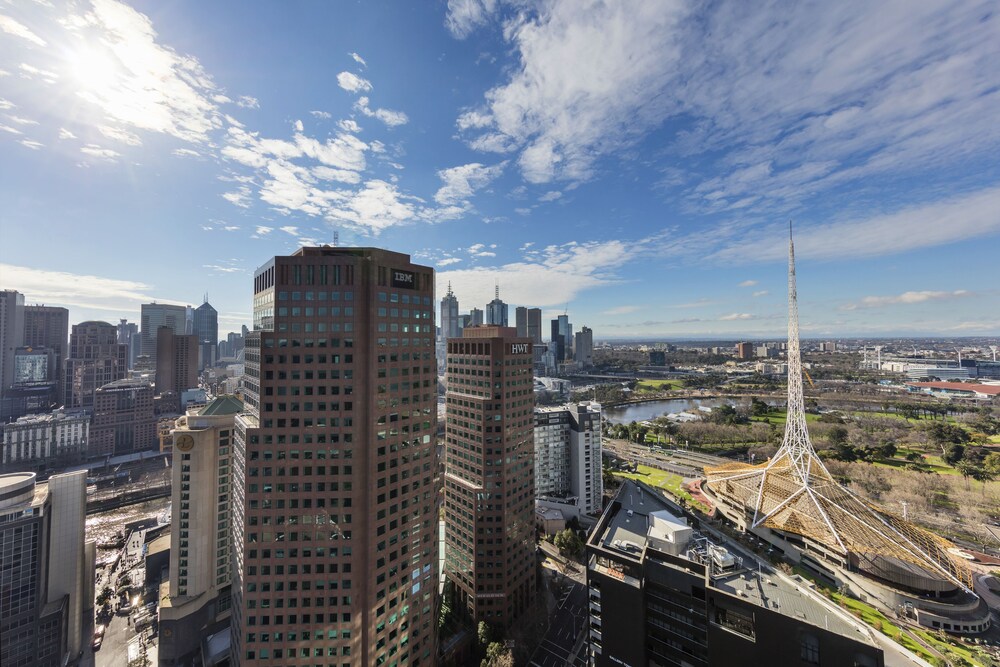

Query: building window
<box><xmin>800</xmin><ymin>633</ymin><xmax>820</xmax><ymax>665</ymax></box>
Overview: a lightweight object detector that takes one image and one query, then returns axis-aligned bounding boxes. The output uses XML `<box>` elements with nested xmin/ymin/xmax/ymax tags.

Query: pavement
<box><xmin>528</xmin><ymin>565</ymin><xmax>589</xmax><ymax>667</ymax></box>
<box><xmin>94</xmin><ymin>528</ymin><xmax>158</xmax><ymax>667</ymax></box>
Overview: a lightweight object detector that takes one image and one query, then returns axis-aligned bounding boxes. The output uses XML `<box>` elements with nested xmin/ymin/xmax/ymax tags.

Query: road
<box><xmin>528</xmin><ymin>581</ymin><xmax>588</xmax><ymax>667</ymax></box>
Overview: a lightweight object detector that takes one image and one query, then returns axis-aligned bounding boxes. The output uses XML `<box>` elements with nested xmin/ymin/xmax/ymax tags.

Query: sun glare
<box><xmin>69</xmin><ymin>43</ymin><xmax>121</xmax><ymax>92</ymax></box>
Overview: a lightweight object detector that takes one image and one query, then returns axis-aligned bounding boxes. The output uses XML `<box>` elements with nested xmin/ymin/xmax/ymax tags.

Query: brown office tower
<box><xmin>443</xmin><ymin>326</ymin><xmax>536</xmax><ymax>630</ymax></box>
<box><xmin>232</xmin><ymin>248</ymin><xmax>439</xmax><ymax>666</ymax></box>
<box><xmin>155</xmin><ymin>326</ymin><xmax>199</xmax><ymax>394</ymax></box>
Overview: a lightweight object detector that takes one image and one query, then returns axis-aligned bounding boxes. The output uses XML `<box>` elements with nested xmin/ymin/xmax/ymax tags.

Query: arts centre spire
<box><xmin>705</xmin><ymin>226</ymin><xmax>972</xmax><ymax>589</ymax></box>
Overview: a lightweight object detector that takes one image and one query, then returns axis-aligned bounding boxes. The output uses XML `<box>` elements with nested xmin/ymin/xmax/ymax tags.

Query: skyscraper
<box><xmin>469</xmin><ymin>308</ymin><xmax>484</xmax><ymax>327</ymax></box>
<box><xmin>117</xmin><ymin>319</ymin><xmax>139</xmax><ymax>369</ymax></box>
<box><xmin>444</xmin><ymin>325</ymin><xmax>536</xmax><ymax>629</ymax></box>
<box><xmin>440</xmin><ymin>282</ymin><xmax>460</xmax><ymax>341</ymax></box>
<box><xmin>232</xmin><ymin>247</ymin><xmax>438</xmax><ymax>666</ymax></box>
<box><xmin>485</xmin><ymin>283</ymin><xmax>508</xmax><ymax>326</ymax></box>
<box><xmin>0</xmin><ymin>290</ymin><xmax>25</xmax><ymax>405</ymax></box>
<box><xmin>515</xmin><ymin>306</ymin><xmax>528</xmax><ymax>338</ymax></box>
<box><xmin>193</xmin><ymin>300</ymin><xmax>219</xmax><ymax>371</ymax></box>
<box><xmin>23</xmin><ymin>305</ymin><xmax>68</xmax><ymax>390</ymax></box>
<box><xmin>63</xmin><ymin>321</ymin><xmax>127</xmax><ymax>409</ymax></box>
<box><xmin>90</xmin><ymin>378</ymin><xmax>155</xmax><ymax>457</ymax></box>
<box><xmin>526</xmin><ymin>307</ymin><xmax>542</xmax><ymax>344</ymax></box>
<box><xmin>574</xmin><ymin>326</ymin><xmax>594</xmax><ymax>366</ymax></box>
<box><xmin>154</xmin><ymin>326</ymin><xmax>199</xmax><ymax>395</ymax></box>
<box><xmin>140</xmin><ymin>302</ymin><xmax>187</xmax><ymax>367</ymax></box>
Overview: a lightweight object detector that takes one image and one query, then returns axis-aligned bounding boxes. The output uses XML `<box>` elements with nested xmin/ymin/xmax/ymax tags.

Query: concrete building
<box><xmin>155</xmin><ymin>326</ymin><xmax>199</xmax><ymax>395</ymax></box>
<box><xmin>13</xmin><ymin>345</ymin><xmax>55</xmax><ymax>386</ymax></box>
<box><xmin>140</xmin><ymin>303</ymin><xmax>187</xmax><ymax>369</ymax></box>
<box><xmin>574</xmin><ymin>326</ymin><xmax>594</xmax><ymax>367</ymax></box>
<box><xmin>444</xmin><ymin>325</ymin><xmax>535</xmax><ymax>629</ymax></box>
<box><xmin>587</xmin><ymin>480</ymin><xmax>883</xmax><ymax>667</ymax></box>
<box><xmin>90</xmin><ymin>378</ymin><xmax>156</xmax><ymax>457</ymax></box>
<box><xmin>0</xmin><ymin>290</ymin><xmax>25</xmax><ymax>405</ymax></box>
<box><xmin>158</xmin><ymin>395</ymin><xmax>243</xmax><ymax>665</ymax></box>
<box><xmin>485</xmin><ymin>284</ymin><xmax>508</xmax><ymax>326</ymax></box>
<box><xmin>193</xmin><ymin>301</ymin><xmax>219</xmax><ymax>371</ymax></box>
<box><xmin>440</xmin><ymin>282</ymin><xmax>460</xmax><ymax>341</ymax></box>
<box><xmin>1</xmin><ymin>408</ymin><xmax>89</xmax><ymax>472</ymax></box>
<box><xmin>63</xmin><ymin>321</ymin><xmax>128</xmax><ymax>409</ymax></box>
<box><xmin>23</xmin><ymin>305</ymin><xmax>68</xmax><ymax>391</ymax></box>
<box><xmin>534</xmin><ymin>401</ymin><xmax>603</xmax><ymax>518</ymax></box>
<box><xmin>232</xmin><ymin>247</ymin><xmax>439</xmax><ymax>666</ymax></box>
<box><xmin>0</xmin><ymin>470</ymin><xmax>92</xmax><ymax>667</ymax></box>
<box><xmin>735</xmin><ymin>342</ymin><xmax>753</xmax><ymax>360</ymax></box>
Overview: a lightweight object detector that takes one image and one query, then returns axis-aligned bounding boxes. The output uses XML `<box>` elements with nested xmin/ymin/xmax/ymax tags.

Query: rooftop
<box><xmin>907</xmin><ymin>382</ymin><xmax>1000</xmax><ymax>396</ymax></box>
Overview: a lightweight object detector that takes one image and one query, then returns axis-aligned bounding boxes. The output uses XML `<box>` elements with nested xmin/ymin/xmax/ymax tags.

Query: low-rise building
<box><xmin>1</xmin><ymin>408</ymin><xmax>90</xmax><ymax>472</ymax></box>
<box><xmin>587</xmin><ymin>480</ymin><xmax>883</xmax><ymax>667</ymax></box>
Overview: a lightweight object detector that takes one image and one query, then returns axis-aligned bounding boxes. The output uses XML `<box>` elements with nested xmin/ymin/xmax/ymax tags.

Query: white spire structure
<box><xmin>705</xmin><ymin>225</ymin><xmax>972</xmax><ymax>589</ymax></box>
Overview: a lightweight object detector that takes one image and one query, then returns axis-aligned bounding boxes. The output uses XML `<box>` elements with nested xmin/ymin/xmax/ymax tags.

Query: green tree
<box><xmin>477</xmin><ymin>621</ymin><xmax>493</xmax><ymax>648</ymax></box>
<box><xmin>481</xmin><ymin>642</ymin><xmax>514</xmax><ymax>667</ymax></box>
<box><xmin>827</xmin><ymin>426</ymin><xmax>849</xmax><ymax>447</ymax></box>
<box><xmin>926</xmin><ymin>422</ymin><xmax>969</xmax><ymax>450</ymax></box>
<box><xmin>554</xmin><ymin>528</ymin><xmax>584</xmax><ymax>557</ymax></box>
<box><xmin>983</xmin><ymin>452</ymin><xmax>1000</xmax><ymax>475</ymax></box>
<box><xmin>877</xmin><ymin>441</ymin><xmax>897</xmax><ymax>459</ymax></box>
<box><xmin>750</xmin><ymin>398</ymin><xmax>770</xmax><ymax>418</ymax></box>
<box><xmin>955</xmin><ymin>461</ymin><xmax>977</xmax><ymax>491</ymax></box>
<box><xmin>943</xmin><ymin>444</ymin><xmax>966</xmax><ymax>466</ymax></box>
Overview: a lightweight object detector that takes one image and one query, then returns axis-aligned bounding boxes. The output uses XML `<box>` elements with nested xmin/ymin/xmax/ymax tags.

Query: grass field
<box><xmin>635</xmin><ymin>379</ymin><xmax>684</xmax><ymax>391</ymax></box>
<box><xmin>611</xmin><ymin>464</ymin><xmax>710</xmax><ymax>510</ymax></box>
<box><xmin>752</xmin><ymin>409</ymin><xmax>820</xmax><ymax>425</ymax></box>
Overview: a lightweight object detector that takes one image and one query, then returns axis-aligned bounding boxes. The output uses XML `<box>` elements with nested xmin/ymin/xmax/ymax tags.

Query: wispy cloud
<box><xmin>738</xmin><ymin>280</ymin><xmax>757</xmax><ymax>287</ymax></box>
<box><xmin>348</xmin><ymin>52</ymin><xmax>367</xmax><ymax>68</ymax></box>
<box><xmin>434</xmin><ymin>162</ymin><xmax>505</xmax><ymax>209</ymax></box>
<box><xmin>0</xmin><ymin>14</ymin><xmax>47</xmax><ymax>46</ymax></box>
<box><xmin>237</xmin><ymin>95</ymin><xmax>259</xmax><ymax>109</ymax></box>
<box><xmin>842</xmin><ymin>290</ymin><xmax>973</xmax><ymax>311</ymax></box>
<box><xmin>445</xmin><ymin>0</ymin><xmax>498</xmax><ymax>38</ymax></box>
<box><xmin>19</xmin><ymin>139</ymin><xmax>43</xmax><ymax>150</ymax></box>
<box><xmin>80</xmin><ymin>144</ymin><xmax>120</xmax><ymax>160</ymax></box>
<box><xmin>603</xmin><ymin>305</ymin><xmax>640</xmax><ymax>315</ymax></box>
<box><xmin>99</xmin><ymin>125</ymin><xmax>142</xmax><ymax>146</ymax></box>
<box><xmin>355</xmin><ymin>96</ymin><xmax>408</xmax><ymax>127</ymax></box>
<box><xmin>752</xmin><ymin>290</ymin><xmax>768</xmax><ymax>297</ymax></box>
<box><xmin>720</xmin><ymin>312</ymin><xmax>753</xmax><ymax>321</ymax></box>
<box><xmin>0</xmin><ymin>263</ymin><xmax>184</xmax><ymax>313</ymax></box>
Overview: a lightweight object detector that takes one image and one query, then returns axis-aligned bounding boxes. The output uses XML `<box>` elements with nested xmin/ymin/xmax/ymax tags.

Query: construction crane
<box><xmin>803</xmin><ymin>369</ymin><xmax>815</xmax><ymax>388</ymax></box>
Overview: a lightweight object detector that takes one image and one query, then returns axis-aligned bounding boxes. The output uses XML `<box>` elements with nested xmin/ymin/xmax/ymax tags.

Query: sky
<box><xmin>1</xmin><ymin>0</ymin><xmax>998</xmax><ymax>340</ymax></box>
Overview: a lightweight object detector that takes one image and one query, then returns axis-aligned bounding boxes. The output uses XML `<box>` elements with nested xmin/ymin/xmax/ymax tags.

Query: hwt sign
<box><xmin>511</xmin><ymin>343</ymin><xmax>529</xmax><ymax>354</ymax></box>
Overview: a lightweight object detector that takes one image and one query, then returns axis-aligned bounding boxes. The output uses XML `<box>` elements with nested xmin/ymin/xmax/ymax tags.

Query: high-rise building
<box><xmin>440</xmin><ymin>282</ymin><xmax>460</xmax><ymax>341</ymax></box>
<box><xmin>485</xmin><ymin>283</ymin><xmax>508</xmax><ymax>326</ymax></box>
<box><xmin>550</xmin><ymin>314</ymin><xmax>572</xmax><ymax>361</ymax></box>
<box><xmin>23</xmin><ymin>305</ymin><xmax>68</xmax><ymax>390</ymax></box>
<box><xmin>526</xmin><ymin>307</ymin><xmax>542</xmax><ymax>344</ymax></box>
<box><xmin>63</xmin><ymin>321</ymin><xmax>128</xmax><ymax>409</ymax></box>
<box><xmin>155</xmin><ymin>326</ymin><xmax>199</xmax><ymax>395</ymax></box>
<box><xmin>735</xmin><ymin>342</ymin><xmax>753</xmax><ymax>360</ymax></box>
<box><xmin>574</xmin><ymin>326</ymin><xmax>594</xmax><ymax>366</ymax></box>
<box><xmin>90</xmin><ymin>378</ymin><xmax>156</xmax><ymax>457</ymax></box>
<box><xmin>1</xmin><ymin>408</ymin><xmax>89</xmax><ymax>472</ymax></box>
<box><xmin>140</xmin><ymin>303</ymin><xmax>187</xmax><ymax>368</ymax></box>
<box><xmin>194</xmin><ymin>300</ymin><xmax>219</xmax><ymax>371</ymax></box>
<box><xmin>232</xmin><ymin>247</ymin><xmax>439</xmax><ymax>666</ymax></box>
<box><xmin>534</xmin><ymin>401</ymin><xmax>603</xmax><ymax>517</ymax></box>
<box><xmin>469</xmin><ymin>308</ymin><xmax>484</xmax><ymax>327</ymax></box>
<box><xmin>0</xmin><ymin>290</ymin><xmax>25</xmax><ymax>405</ymax></box>
<box><xmin>0</xmin><ymin>470</ymin><xmax>91</xmax><ymax>667</ymax></box>
<box><xmin>444</xmin><ymin>325</ymin><xmax>535</xmax><ymax>629</ymax></box>
<box><xmin>117</xmin><ymin>318</ymin><xmax>139</xmax><ymax>369</ymax></box>
<box><xmin>515</xmin><ymin>306</ymin><xmax>528</xmax><ymax>338</ymax></box>
<box><xmin>159</xmin><ymin>395</ymin><xmax>243</xmax><ymax>664</ymax></box>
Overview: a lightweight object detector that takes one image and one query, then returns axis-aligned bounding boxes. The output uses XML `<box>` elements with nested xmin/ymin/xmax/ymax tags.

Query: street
<box><xmin>528</xmin><ymin>580</ymin><xmax>588</xmax><ymax>667</ymax></box>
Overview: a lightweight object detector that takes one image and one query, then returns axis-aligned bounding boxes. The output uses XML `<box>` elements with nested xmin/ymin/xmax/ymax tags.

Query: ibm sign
<box><xmin>511</xmin><ymin>343</ymin><xmax>530</xmax><ymax>355</ymax></box>
<box><xmin>391</xmin><ymin>269</ymin><xmax>416</xmax><ymax>289</ymax></box>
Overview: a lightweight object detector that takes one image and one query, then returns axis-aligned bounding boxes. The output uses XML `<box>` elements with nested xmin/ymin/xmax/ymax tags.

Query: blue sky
<box><xmin>1</xmin><ymin>0</ymin><xmax>998</xmax><ymax>339</ymax></box>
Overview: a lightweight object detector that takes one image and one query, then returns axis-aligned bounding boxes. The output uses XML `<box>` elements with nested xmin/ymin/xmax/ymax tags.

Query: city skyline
<box><xmin>1</xmin><ymin>1</ymin><xmax>999</xmax><ymax>338</ymax></box>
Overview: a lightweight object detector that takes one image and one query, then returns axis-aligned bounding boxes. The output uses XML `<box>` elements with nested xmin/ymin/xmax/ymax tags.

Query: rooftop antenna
<box><xmin>333</xmin><ymin>231</ymin><xmax>339</xmax><ymax>247</ymax></box>
<box><xmin>956</xmin><ymin>348</ymin><xmax>962</xmax><ymax>365</ymax></box>
<box><xmin>991</xmin><ymin>345</ymin><xmax>998</xmax><ymax>362</ymax></box>
<box><xmin>495</xmin><ymin>279</ymin><xmax>500</xmax><ymax>300</ymax></box>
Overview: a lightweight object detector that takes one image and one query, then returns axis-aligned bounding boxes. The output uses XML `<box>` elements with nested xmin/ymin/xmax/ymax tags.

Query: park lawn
<box><xmin>913</xmin><ymin>629</ymin><xmax>987</xmax><ymax>667</ymax></box>
<box><xmin>752</xmin><ymin>409</ymin><xmax>820</xmax><ymax>425</ymax></box>
<box><xmin>920</xmin><ymin>454</ymin><xmax>962</xmax><ymax>476</ymax></box>
<box><xmin>874</xmin><ymin>456</ymin><xmax>956</xmax><ymax>476</ymax></box>
<box><xmin>611</xmin><ymin>465</ymin><xmax>710</xmax><ymax>511</ymax></box>
<box><xmin>635</xmin><ymin>379</ymin><xmax>684</xmax><ymax>391</ymax></box>
<box><xmin>827</xmin><ymin>593</ymin><xmax>941</xmax><ymax>664</ymax></box>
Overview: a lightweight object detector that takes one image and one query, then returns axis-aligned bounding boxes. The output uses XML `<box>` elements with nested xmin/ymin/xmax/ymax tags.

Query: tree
<box><xmin>554</xmin><ymin>528</ymin><xmax>584</xmax><ymax>557</ymax></box>
<box><xmin>926</xmin><ymin>422</ymin><xmax>969</xmax><ymax>450</ymax></box>
<box><xmin>482</xmin><ymin>642</ymin><xmax>514</xmax><ymax>667</ymax></box>
<box><xmin>983</xmin><ymin>452</ymin><xmax>1000</xmax><ymax>475</ymax></box>
<box><xmin>477</xmin><ymin>621</ymin><xmax>494</xmax><ymax>649</ymax></box>
<box><xmin>750</xmin><ymin>397</ymin><xmax>770</xmax><ymax>418</ymax></box>
<box><xmin>943</xmin><ymin>444</ymin><xmax>966</xmax><ymax>466</ymax></box>
<box><xmin>827</xmin><ymin>426</ymin><xmax>849</xmax><ymax>447</ymax></box>
<box><xmin>971</xmin><ymin>466</ymin><xmax>997</xmax><ymax>495</ymax></box>
<box><xmin>877</xmin><ymin>441</ymin><xmax>897</xmax><ymax>460</ymax></box>
<box><xmin>955</xmin><ymin>461</ymin><xmax>977</xmax><ymax>491</ymax></box>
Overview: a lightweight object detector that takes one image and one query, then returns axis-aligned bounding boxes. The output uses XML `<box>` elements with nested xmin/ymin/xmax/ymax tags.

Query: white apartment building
<box><xmin>1</xmin><ymin>408</ymin><xmax>90</xmax><ymax>470</ymax></box>
<box><xmin>534</xmin><ymin>401</ymin><xmax>603</xmax><ymax>517</ymax></box>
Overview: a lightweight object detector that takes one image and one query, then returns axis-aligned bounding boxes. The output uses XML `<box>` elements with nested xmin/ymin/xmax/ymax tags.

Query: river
<box><xmin>602</xmin><ymin>398</ymin><xmax>730</xmax><ymax>423</ymax></box>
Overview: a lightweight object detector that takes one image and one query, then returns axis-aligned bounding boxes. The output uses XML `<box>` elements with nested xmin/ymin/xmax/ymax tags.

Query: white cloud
<box><xmin>58</xmin><ymin>128</ymin><xmax>77</xmax><ymax>139</ymax></box>
<box><xmin>8</xmin><ymin>115</ymin><xmax>38</xmax><ymax>125</ymax></box>
<box><xmin>355</xmin><ymin>96</ymin><xmax>408</xmax><ymax>127</ymax></box>
<box><xmin>0</xmin><ymin>98</ymin><xmax>13</xmax><ymax>110</ymax></box>
<box><xmin>739</xmin><ymin>280</ymin><xmax>757</xmax><ymax>287</ymax></box>
<box><xmin>19</xmin><ymin>63</ymin><xmax>58</xmax><ymax>83</ymax></box>
<box><xmin>19</xmin><ymin>139</ymin><xmax>43</xmax><ymax>150</ymax></box>
<box><xmin>0</xmin><ymin>124</ymin><xmax>23</xmax><ymax>135</ymax></box>
<box><xmin>438</xmin><ymin>257</ymin><xmax>462</xmax><ymax>266</ymax></box>
<box><xmin>280</xmin><ymin>226</ymin><xmax>299</xmax><ymax>235</ymax></box>
<box><xmin>0</xmin><ymin>263</ymin><xmax>183</xmax><ymax>313</ymax></box>
<box><xmin>711</xmin><ymin>186</ymin><xmax>1000</xmax><ymax>263</ymax></box>
<box><xmin>254</xmin><ymin>226</ymin><xmax>273</xmax><ymax>236</ymax></box>
<box><xmin>538</xmin><ymin>190</ymin><xmax>562</xmax><ymax>202</ymax></box>
<box><xmin>752</xmin><ymin>290</ymin><xmax>768</xmax><ymax>297</ymax></box>
<box><xmin>294</xmin><ymin>119</ymin><xmax>303</xmax><ymax>132</ymax></box>
<box><xmin>173</xmin><ymin>147</ymin><xmax>200</xmax><ymax>157</ymax></box>
<box><xmin>349</xmin><ymin>52</ymin><xmax>367</xmax><ymax>68</ymax></box>
<box><xmin>720</xmin><ymin>313</ymin><xmax>753</xmax><ymax>321</ymax></box>
<box><xmin>99</xmin><ymin>124</ymin><xmax>142</xmax><ymax>146</ymax></box>
<box><xmin>310</xmin><ymin>110</ymin><xmax>332</xmax><ymax>119</ymax></box>
<box><xmin>237</xmin><ymin>95</ymin><xmax>259</xmax><ymax>109</ymax></box>
<box><xmin>0</xmin><ymin>15</ymin><xmax>47</xmax><ymax>46</ymax></box>
<box><xmin>80</xmin><ymin>144</ymin><xmax>120</xmax><ymax>159</ymax></box>
<box><xmin>844</xmin><ymin>290</ymin><xmax>972</xmax><ymax>310</ymax></box>
<box><xmin>222</xmin><ymin>186</ymin><xmax>252</xmax><ymax>208</ymax></box>
<box><xmin>434</xmin><ymin>162</ymin><xmax>505</xmax><ymax>206</ymax></box>
<box><xmin>338</xmin><ymin>119</ymin><xmax>361</xmax><ymax>133</ymax></box>
<box><xmin>444</xmin><ymin>0</ymin><xmax>497</xmax><ymax>38</ymax></box>
<box><xmin>325</xmin><ymin>179</ymin><xmax>418</xmax><ymax>233</ymax></box>
<box><xmin>337</xmin><ymin>71</ymin><xmax>373</xmax><ymax>93</ymax></box>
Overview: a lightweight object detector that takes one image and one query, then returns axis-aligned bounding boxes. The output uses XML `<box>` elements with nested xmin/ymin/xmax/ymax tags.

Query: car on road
<box><xmin>92</xmin><ymin>625</ymin><xmax>106</xmax><ymax>650</ymax></box>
